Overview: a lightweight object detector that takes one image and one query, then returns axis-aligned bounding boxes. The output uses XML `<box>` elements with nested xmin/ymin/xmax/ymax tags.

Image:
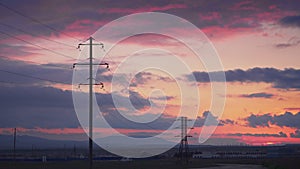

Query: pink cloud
<box><xmin>230</xmin><ymin>0</ymin><xmax>257</xmax><ymax>11</ymax></box>
<box><xmin>202</xmin><ymin>26</ymin><xmax>251</xmax><ymax>39</ymax></box>
<box><xmin>198</xmin><ymin>10</ymin><xmax>297</xmax><ymax>39</ymax></box>
<box><xmin>62</xmin><ymin>19</ymin><xmax>107</xmax><ymax>38</ymax></box>
<box><xmin>35</xmin><ymin>127</ymin><xmax>85</xmax><ymax>134</ymax></box>
<box><xmin>237</xmin><ymin>135</ymin><xmax>300</xmax><ymax>145</ymax></box>
<box><xmin>199</xmin><ymin>12</ymin><xmax>222</xmax><ymax>21</ymax></box>
<box><xmin>99</xmin><ymin>4</ymin><xmax>187</xmax><ymax>14</ymax></box>
<box><xmin>269</xmin><ymin>5</ymin><xmax>278</xmax><ymax>10</ymax></box>
<box><xmin>284</xmin><ymin>107</ymin><xmax>300</xmax><ymax>111</ymax></box>
<box><xmin>208</xmin><ymin>133</ymin><xmax>300</xmax><ymax>145</ymax></box>
<box><xmin>50</xmin><ymin>3</ymin><xmax>298</xmax><ymax>42</ymax></box>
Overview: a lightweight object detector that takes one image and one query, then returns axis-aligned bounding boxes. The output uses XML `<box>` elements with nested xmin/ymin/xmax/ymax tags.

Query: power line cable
<box><xmin>0</xmin><ymin>30</ymin><xmax>76</xmax><ymax>60</ymax></box>
<box><xmin>0</xmin><ymin>55</ymin><xmax>73</xmax><ymax>70</ymax></box>
<box><xmin>0</xmin><ymin>2</ymin><xmax>82</xmax><ymax>42</ymax></box>
<box><xmin>0</xmin><ymin>22</ymin><xmax>75</xmax><ymax>48</ymax></box>
<box><xmin>0</xmin><ymin>68</ymin><xmax>70</xmax><ymax>85</ymax></box>
<box><xmin>0</xmin><ymin>80</ymin><xmax>16</xmax><ymax>85</ymax></box>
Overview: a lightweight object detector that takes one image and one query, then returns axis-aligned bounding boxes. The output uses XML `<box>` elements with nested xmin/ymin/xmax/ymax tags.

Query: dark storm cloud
<box><xmin>0</xmin><ymin>0</ymin><xmax>189</xmax><ymax>38</ymax></box>
<box><xmin>99</xmin><ymin>108</ymin><xmax>175</xmax><ymax>130</ymax></box>
<box><xmin>187</xmin><ymin>67</ymin><xmax>300</xmax><ymax>90</ymax></box>
<box><xmin>194</xmin><ymin>111</ymin><xmax>229</xmax><ymax>127</ymax></box>
<box><xmin>198</xmin><ymin>111</ymin><xmax>219</xmax><ymax>126</ymax></box>
<box><xmin>0</xmin><ymin>85</ymin><xmax>156</xmax><ymax>129</ymax></box>
<box><xmin>272</xmin><ymin>112</ymin><xmax>300</xmax><ymax>128</ymax></box>
<box><xmin>1</xmin><ymin>0</ymin><xmax>299</xmax><ymax>39</ymax></box>
<box><xmin>0</xmin><ymin>58</ymin><xmax>237</xmax><ymax>131</ymax></box>
<box><xmin>181</xmin><ymin>0</ymin><xmax>300</xmax><ymax>31</ymax></box>
<box><xmin>245</xmin><ymin>112</ymin><xmax>300</xmax><ymax>129</ymax></box>
<box><xmin>94</xmin><ymin>71</ymin><xmax>174</xmax><ymax>90</ymax></box>
<box><xmin>95</xmin><ymin>90</ymin><xmax>171</xmax><ymax>130</ymax></box>
<box><xmin>0</xmin><ymin>57</ymin><xmax>111</xmax><ymax>86</ymax></box>
<box><xmin>245</xmin><ymin>114</ymin><xmax>272</xmax><ymax>128</ymax></box>
<box><xmin>129</xmin><ymin>90</ymin><xmax>151</xmax><ymax>110</ymax></box>
<box><xmin>229</xmin><ymin>131</ymin><xmax>287</xmax><ymax>138</ymax></box>
<box><xmin>131</xmin><ymin>72</ymin><xmax>152</xmax><ymax>86</ymax></box>
<box><xmin>0</xmin><ymin>58</ymin><xmax>156</xmax><ymax>129</ymax></box>
<box><xmin>0</xmin><ymin>0</ymin><xmax>111</xmax><ymax>36</ymax></box>
<box><xmin>239</xmin><ymin>92</ymin><xmax>274</xmax><ymax>99</ymax></box>
<box><xmin>0</xmin><ymin>59</ymin><xmax>177</xmax><ymax>130</ymax></box>
<box><xmin>0</xmin><ymin>85</ymin><xmax>78</xmax><ymax>128</ymax></box>
<box><xmin>279</xmin><ymin>15</ymin><xmax>300</xmax><ymax>28</ymax></box>
<box><xmin>1</xmin><ymin>0</ymin><xmax>300</xmax><ymax>133</ymax></box>
<box><xmin>101</xmin><ymin>109</ymin><xmax>231</xmax><ymax>131</ymax></box>
<box><xmin>0</xmin><ymin>57</ymin><xmax>73</xmax><ymax>85</ymax></box>
<box><xmin>130</xmin><ymin>71</ymin><xmax>174</xmax><ymax>88</ymax></box>
<box><xmin>220</xmin><ymin>119</ymin><xmax>235</xmax><ymax>125</ymax></box>
<box><xmin>290</xmin><ymin>129</ymin><xmax>300</xmax><ymax>138</ymax></box>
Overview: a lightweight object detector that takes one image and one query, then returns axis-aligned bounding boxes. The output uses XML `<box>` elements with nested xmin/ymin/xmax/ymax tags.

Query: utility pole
<box><xmin>74</xmin><ymin>37</ymin><xmax>109</xmax><ymax>169</ymax></box>
<box><xmin>88</xmin><ymin>37</ymin><xmax>93</xmax><ymax>169</ymax></box>
<box><xmin>13</xmin><ymin>128</ymin><xmax>16</xmax><ymax>161</ymax></box>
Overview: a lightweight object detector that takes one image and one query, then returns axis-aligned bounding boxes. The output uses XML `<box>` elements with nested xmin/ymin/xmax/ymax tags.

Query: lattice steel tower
<box><xmin>178</xmin><ymin>116</ymin><xmax>190</xmax><ymax>164</ymax></box>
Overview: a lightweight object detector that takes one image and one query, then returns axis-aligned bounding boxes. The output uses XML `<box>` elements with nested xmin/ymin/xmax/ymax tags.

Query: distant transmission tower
<box><xmin>73</xmin><ymin>37</ymin><xmax>109</xmax><ymax>169</ymax></box>
<box><xmin>177</xmin><ymin>117</ymin><xmax>192</xmax><ymax>164</ymax></box>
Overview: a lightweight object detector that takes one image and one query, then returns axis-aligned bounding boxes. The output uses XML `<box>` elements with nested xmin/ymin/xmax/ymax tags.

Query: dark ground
<box><xmin>0</xmin><ymin>158</ymin><xmax>299</xmax><ymax>169</ymax></box>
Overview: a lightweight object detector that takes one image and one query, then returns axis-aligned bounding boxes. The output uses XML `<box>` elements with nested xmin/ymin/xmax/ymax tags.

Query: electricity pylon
<box><xmin>73</xmin><ymin>37</ymin><xmax>109</xmax><ymax>169</ymax></box>
<box><xmin>177</xmin><ymin>116</ymin><xmax>192</xmax><ymax>164</ymax></box>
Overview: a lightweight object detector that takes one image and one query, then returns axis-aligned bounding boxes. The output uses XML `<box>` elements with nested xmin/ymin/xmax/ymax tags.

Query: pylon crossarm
<box><xmin>73</xmin><ymin>62</ymin><xmax>109</xmax><ymax>69</ymax></box>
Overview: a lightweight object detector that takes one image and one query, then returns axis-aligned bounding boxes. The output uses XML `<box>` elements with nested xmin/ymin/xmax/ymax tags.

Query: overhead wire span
<box><xmin>0</xmin><ymin>55</ymin><xmax>73</xmax><ymax>70</ymax></box>
<box><xmin>0</xmin><ymin>2</ymin><xmax>82</xmax><ymax>42</ymax></box>
<box><xmin>0</xmin><ymin>30</ymin><xmax>76</xmax><ymax>60</ymax></box>
<box><xmin>0</xmin><ymin>80</ymin><xmax>17</xmax><ymax>85</ymax></box>
<box><xmin>0</xmin><ymin>68</ymin><xmax>70</xmax><ymax>85</ymax></box>
<box><xmin>0</xmin><ymin>22</ymin><xmax>75</xmax><ymax>48</ymax></box>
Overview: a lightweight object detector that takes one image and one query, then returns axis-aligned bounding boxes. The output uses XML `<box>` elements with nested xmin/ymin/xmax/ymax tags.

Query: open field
<box><xmin>0</xmin><ymin>158</ymin><xmax>299</xmax><ymax>169</ymax></box>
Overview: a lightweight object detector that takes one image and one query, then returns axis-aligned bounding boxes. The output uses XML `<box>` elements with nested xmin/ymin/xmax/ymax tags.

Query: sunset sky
<box><xmin>0</xmin><ymin>0</ymin><xmax>300</xmax><ymax>146</ymax></box>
